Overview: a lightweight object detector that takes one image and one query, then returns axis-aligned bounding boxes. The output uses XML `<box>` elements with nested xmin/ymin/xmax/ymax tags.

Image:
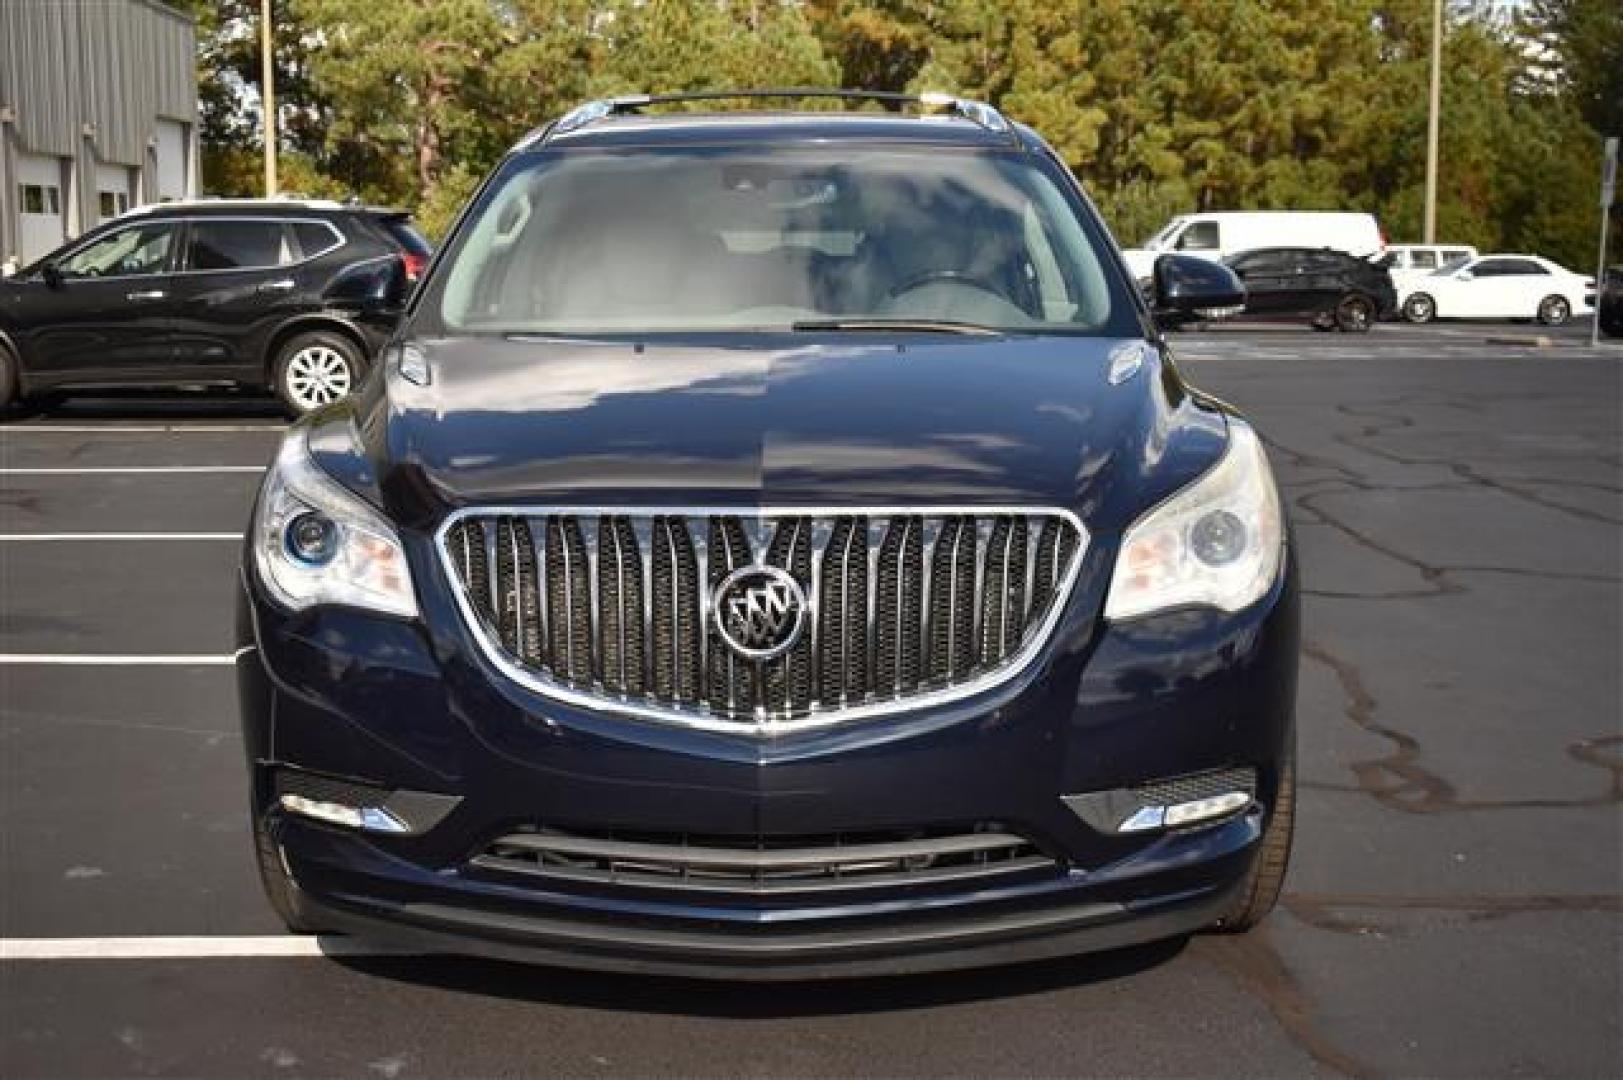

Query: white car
<box><xmin>1400</xmin><ymin>254</ymin><xmax>1595</xmax><ymax>326</ymax></box>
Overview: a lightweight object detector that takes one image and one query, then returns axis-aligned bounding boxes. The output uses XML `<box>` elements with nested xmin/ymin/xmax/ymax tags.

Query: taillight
<box><xmin>402</xmin><ymin>252</ymin><xmax>427</xmax><ymax>280</ymax></box>
<box><xmin>1378</xmin><ymin>225</ymin><xmax>1389</xmax><ymax>250</ymax></box>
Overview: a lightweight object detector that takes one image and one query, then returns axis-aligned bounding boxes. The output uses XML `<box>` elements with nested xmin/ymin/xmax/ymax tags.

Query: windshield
<box><xmin>430</xmin><ymin>147</ymin><xmax>1126</xmax><ymax>335</ymax></box>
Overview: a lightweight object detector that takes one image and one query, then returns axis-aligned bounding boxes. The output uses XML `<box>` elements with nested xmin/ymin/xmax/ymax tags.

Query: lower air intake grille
<box><xmin>1133</xmin><ymin>767</ymin><xmax>1258</xmax><ymax>807</ymax></box>
<box><xmin>439</xmin><ymin>507</ymin><xmax>1086</xmax><ymax>730</ymax></box>
<box><xmin>273</xmin><ymin>768</ymin><xmax>391</xmax><ymax>807</ymax></box>
<box><xmin>471</xmin><ymin>826</ymin><xmax>1058</xmax><ymax>896</ymax></box>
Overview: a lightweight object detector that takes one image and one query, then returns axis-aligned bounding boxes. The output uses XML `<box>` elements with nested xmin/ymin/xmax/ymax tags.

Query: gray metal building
<box><xmin>0</xmin><ymin>0</ymin><xmax>198</xmax><ymax>272</ymax></box>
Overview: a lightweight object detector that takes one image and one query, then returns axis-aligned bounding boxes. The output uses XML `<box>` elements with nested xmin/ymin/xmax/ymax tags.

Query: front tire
<box><xmin>1212</xmin><ymin>748</ymin><xmax>1295</xmax><ymax>932</ymax></box>
<box><xmin>1403</xmin><ymin>293</ymin><xmax>1436</xmax><ymax>324</ymax></box>
<box><xmin>1536</xmin><ymin>295</ymin><xmax>1570</xmax><ymax>326</ymax></box>
<box><xmin>1335</xmin><ymin>293</ymin><xmax>1375</xmax><ymax>333</ymax></box>
<box><xmin>253</xmin><ymin>812</ymin><xmax>324</xmax><ymax>935</ymax></box>
<box><xmin>273</xmin><ymin>330</ymin><xmax>365</xmax><ymax>416</ymax></box>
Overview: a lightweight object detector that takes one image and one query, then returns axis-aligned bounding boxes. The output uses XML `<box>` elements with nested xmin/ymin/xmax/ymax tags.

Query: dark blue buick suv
<box><xmin>236</xmin><ymin>90</ymin><xmax>1298</xmax><ymax>979</ymax></box>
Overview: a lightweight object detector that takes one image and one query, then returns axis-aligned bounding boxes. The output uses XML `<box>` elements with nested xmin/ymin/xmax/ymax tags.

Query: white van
<box><xmin>1380</xmin><ymin>243</ymin><xmax>1478</xmax><ymax>291</ymax></box>
<box><xmin>1121</xmin><ymin>211</ymin><xmax>1385</xmax><ymax>281</ymax></box>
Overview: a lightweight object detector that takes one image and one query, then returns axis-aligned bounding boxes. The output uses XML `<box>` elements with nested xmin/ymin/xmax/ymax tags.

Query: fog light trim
<box><xmin>1162</xmin><ymin>791</ymin><xmax>1252</xmax><ymax>828</ymax></box>
<box><xmin>278</xmin><ymin>793</ymin><xmax>410</xmax><ymax>834</ymax></box>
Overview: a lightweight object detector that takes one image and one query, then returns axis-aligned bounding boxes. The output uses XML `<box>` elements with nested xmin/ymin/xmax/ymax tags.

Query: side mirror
<box><xmin>325</xmin><ymin>255</ymin><xmax>408</xmax><ymax>313</ymax></box>
<box><xmin>1150</xmin><ymin>254</ymin><xmax>1246</xmax><ymax>328</ymax></box>
<box><xmin>40</xmin><ymin>263</ymin><xmax>64</xmax><ymax>288</ymax></box>
<box><xmin>1455</xmin><ymin>270</ymin><xmax>1474</xmax><ymax>281</ymax></box>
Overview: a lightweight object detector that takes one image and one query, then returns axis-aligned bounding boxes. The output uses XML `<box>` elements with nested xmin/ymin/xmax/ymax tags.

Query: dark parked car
<box><xmin>1600</xmin><ymin>266</ymin><xmax>1622</xmax><ymax>338</ymax></box>
<box><xmin>1223</xmin><ymin>246</ymin><xmax>1396</xmax><ymax>331</ymax></box>
<box><xmin>0</xmin><ymin>200</ymin><xmax>427</xmax><ymax>416</ymax></box>
<box><xmin>237</xmin><ymin>91</ymin><xmax>1298</xmax><ymax>979</ymax></box>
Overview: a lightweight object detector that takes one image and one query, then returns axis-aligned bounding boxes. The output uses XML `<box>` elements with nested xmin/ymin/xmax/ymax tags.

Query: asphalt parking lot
<box><xmin>2</xmin><ymin>321</ymin><xmax>1619</xmax><ymax>1078</ymax></box>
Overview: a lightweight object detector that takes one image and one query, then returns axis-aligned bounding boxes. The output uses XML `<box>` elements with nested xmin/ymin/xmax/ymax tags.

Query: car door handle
<box><xmin>257</xmin><ymin>279</ymin><xmax>296</xmax><ymax>293</ymax></box>
<box><xmin>125</xmin><ymin>289</ymin><xmax>167</xmax><ymax>301</ymax></box>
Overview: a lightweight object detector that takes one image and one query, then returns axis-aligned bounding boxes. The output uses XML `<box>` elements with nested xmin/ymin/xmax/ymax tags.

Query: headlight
<box><xmin>252</xmin><ymin>431</ymin><xmax>418</xmax><ymax>618</ymax></box>
<box><xmin>1105</xmin><ymin>419</ymin><xmax>1284</xmax><ymax>621</ymax></box>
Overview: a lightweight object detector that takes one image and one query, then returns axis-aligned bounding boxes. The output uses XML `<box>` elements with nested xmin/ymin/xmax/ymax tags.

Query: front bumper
<box><xmin>237</xmin><ymin>537</ymin><xmax>1298</xmax><ymax>978</ymax></box>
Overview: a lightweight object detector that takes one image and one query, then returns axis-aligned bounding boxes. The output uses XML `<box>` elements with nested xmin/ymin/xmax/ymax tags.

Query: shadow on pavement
<box><xmin>9</xmin><ymin>389</ymin><xmax>288</xmax><ymax>423</ymax></box>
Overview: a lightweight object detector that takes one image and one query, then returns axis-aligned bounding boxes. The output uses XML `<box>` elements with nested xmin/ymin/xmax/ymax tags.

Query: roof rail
<box><xmin>513</xmin><ymin>88</ymin><xmax>1013</xmax><ymax>151</ymax></box>
<box><xmin>121</xmin><ymin>196</ymin><xmax>348</xmax><ymax>216</ymax></box>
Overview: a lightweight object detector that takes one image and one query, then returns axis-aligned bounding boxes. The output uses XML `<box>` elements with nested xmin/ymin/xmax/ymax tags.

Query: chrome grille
<box><xmin>439</xmin><ymin>507</ymin><xmax>1087</xmax><ymax>732</ymax></box>
<box><xmin>471</xmin><ymin>826</ymin><xmax>1058</xmax><ymax>896</ymax></box>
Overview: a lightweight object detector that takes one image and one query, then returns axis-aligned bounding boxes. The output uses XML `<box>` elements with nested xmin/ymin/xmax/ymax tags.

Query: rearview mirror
<box><xmin>1149</xmin><ymin>254</ymin><xmax>1246</xmax><ymax>329</ymax></box>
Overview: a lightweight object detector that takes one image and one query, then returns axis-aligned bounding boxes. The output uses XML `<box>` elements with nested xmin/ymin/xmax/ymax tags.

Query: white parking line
<box><xmin>1</xmin><ymin>936</ymin><xmax>418</xmax><ymax>960</ymax></box>
<box><xmin>0</xmin><ymin>424</ymin><xmax>285</xmax><ymax>434</ymax></box>
<box><xmin>0</xmin><ymin>654</ymin><xmax>238</xmax><ymax>665</ymax></box>
<box><xmin>0</xmin><ymin>532</ymin><xmax>242</xmax><ymax>541</ymax></box>
<box><xmin>0</xmin><ymin>466</ymin><xmax>264</xmax><ymax>475</ymax></box>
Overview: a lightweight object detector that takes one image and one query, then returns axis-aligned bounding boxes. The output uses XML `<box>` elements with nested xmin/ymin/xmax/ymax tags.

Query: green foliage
<box><xmin>414</xmin><ymin>162</ymin><xmax>487</xmax><ymax>243</ymax></box>
<box><xmin>189</xmin><ymin>0</ymin><xmax>1615</xmax><ymax>267</ymax></box>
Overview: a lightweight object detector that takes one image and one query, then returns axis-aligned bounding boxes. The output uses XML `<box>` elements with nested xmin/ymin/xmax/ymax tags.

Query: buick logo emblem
<box><xmin>713</xmin><ymin>566</ymin><xmax>807</xmax><ymax>661</ymax></box>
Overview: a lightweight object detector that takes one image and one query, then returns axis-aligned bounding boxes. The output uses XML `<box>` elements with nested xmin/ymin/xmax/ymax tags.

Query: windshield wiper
<box><xmin>789</xmin><ymin>318</ymin><xmax>1005</xmax><ymax>337</ymax></box>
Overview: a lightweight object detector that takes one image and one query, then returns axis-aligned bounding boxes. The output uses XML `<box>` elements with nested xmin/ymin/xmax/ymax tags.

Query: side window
<box><xmin>186</xmin><ymin>220</ymin><xmax>295</xmax><ymax>271</ymax></box>
<box><xmin>292</xmin><ymin>221</ymin><xmax>342</xmax><ymax>259</ymax></box>
<box><xmin>1441</xmin><ymin>249</ymin><xmax>1472</xmax><ymax>267</ymax></box>
<box><xmin>1176</xmin><ymin>221</ymin><xmax>1220</xmax><ymax>251</ymax></box>
<box><xmin>1471</xmin><ymin>259</ymin><xmax>1511</xmax><ymax>277</ymax></box>
<box><xmin>57</xmin><ymin>222</ymin><xmax>176</xmax><ymax>278</ymax></box>
<box><xmin>1411</xmin><ymin>250</ymin><xmax>1438</xmax><ymax>269</ymax></box>
<box><xmin>1237</xmin><ymin>252</ymin><xmax>1289</xmax><ymax>274</ymax></box>
<box><xmin>1506</xmin><ymin>259</ymin><xmax>1548</xmax><ymax>275</ymax></box>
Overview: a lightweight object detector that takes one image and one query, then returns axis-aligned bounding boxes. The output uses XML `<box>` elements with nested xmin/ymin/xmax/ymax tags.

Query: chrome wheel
<box><xmin>1537</xmin><ymin>295</ymin><xmax>1570</xmax><ymax>326</ymax></box>
<box><xmin>1403</xmin><ymin>294</ymin><xmax>1435</xmax><ymax>324</ymax></box>
<box><xmin>284</xmin><ymin>345</ymin><xmax>353</xmax><ymax>410</ymax></box>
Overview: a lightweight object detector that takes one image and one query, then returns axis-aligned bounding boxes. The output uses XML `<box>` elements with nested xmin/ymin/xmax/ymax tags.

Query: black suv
<box><xmin>236</xmin><ymin>91</ymin><xmax>1298</xmax><ymax>978</ymax></box>
<box><xmin>0</xmin><ymin>200</ymin><xmax>427</xmax><ymax>416</ymax></box>
<box><xmin>1224</xmin><ymin>246</ymin><xmax>1397</xmax><ymax>331</ymax></box>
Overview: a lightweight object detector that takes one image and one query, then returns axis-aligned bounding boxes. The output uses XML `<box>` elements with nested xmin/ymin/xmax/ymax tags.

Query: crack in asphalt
<box><xmin>1264</xmin><ymin>415</ymin><xmax>1621</xmax><ymax>599</ymax></box>
<box><xmin>1282</xmin><ymin>891</ymin><xmax>1623</xmax><ymax>936</ymax></box>
<box><xmin>1303</xmin><ymin>638</ymin><xmax>1621</xmax><ymax>814</ymax></box>
<box><xmin>1330</xmin><ymin>401</ymin><xmax>1623</xmax><ymax>526</ymax></box>
<box><xmin>1205</xmin><ymin>888</ymin><xmax>1622</xmax><ymax>1077</ymax></box>
<box><xmin>1201</xmin><ymin>930</ymin><xmax>1377</xmax><ymax>1079</ymax></box>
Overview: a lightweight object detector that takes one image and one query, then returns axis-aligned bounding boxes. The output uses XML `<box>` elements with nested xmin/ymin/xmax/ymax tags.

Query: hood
<box><xmin>359</xmin><ymin>333</ymin><xmax>1228</xmax><ymax>532</ymax></box>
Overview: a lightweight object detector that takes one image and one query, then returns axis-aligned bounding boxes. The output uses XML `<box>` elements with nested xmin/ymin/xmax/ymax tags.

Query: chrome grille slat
<box><xmin>440</xmin><ymin>507</ymin><xmax>1086</xmax><ymax>732</ymax></box>
<box><xmin>472</xmin><ymin>825</ymin><xmax>1060</xmax><ymax>896</ymax></box>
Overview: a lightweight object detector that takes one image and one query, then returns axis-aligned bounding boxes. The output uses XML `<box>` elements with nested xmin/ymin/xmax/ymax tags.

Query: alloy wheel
<box><xmin>284</xmin><ymin>345</ymin><xmax>354</xmax><ymax>410</ymax></box>
<box><xmin>1337</xmin><ymin>296</ymin><xmax>1373</xmax><ymax>332</ymax></box>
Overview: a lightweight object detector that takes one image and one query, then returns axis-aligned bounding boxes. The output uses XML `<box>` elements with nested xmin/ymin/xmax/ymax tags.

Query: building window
<box><xmin>99</xmin><ymin>190</ymin><xmax>130</xmax><ymax>220</ymax></box>
<box><xmin>20</xmin><ymin>184</ymin><xmax>62</xmax><ymax>216</ymax></box>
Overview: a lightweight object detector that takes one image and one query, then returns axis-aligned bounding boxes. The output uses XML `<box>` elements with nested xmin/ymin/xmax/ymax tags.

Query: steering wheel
<box><xmin>887</xmin><ymin>268</ymin><xmax>1006</xmax><ymax>300</ymax></box>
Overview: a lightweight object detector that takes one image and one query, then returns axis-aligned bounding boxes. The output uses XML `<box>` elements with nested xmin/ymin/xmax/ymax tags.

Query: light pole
<box><xmin>1594</xmin><ymin>139</ymin><xmax>1617</xmax><ymax>349</ymax></box>
<box><xmin>1423</xmin><ymin>0</ymin><xmax>1442</xmax><ymax>243</ymax></box>
<box><xmin>261</xmin><ymin>0</ymin><xmax>277</xmax><ymax>198</ymax></box>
